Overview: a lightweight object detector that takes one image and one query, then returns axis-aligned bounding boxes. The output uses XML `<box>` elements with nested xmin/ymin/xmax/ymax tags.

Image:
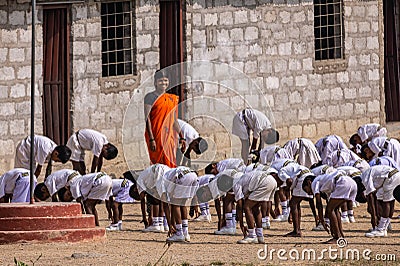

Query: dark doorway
<box><xmin>159</xmin><ymin>0</ymin><xmax>185</xmax><ymax>112</ymax></box>
<box><xmin>42</xmin><ymin>7</ymin><xmax>71</xmax><ymax>144</ymax></box>
<box><xmin>384</xmin><ymin>0</ymin><xmax>400</xmax><ymax>122</ymax></box>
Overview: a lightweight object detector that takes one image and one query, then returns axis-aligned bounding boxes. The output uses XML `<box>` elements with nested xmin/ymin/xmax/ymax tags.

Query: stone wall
<box><xmin>0</xmin><ymin>0</ymin><xmax>42</xmax><ymax>172</ymax></box>
<box><xmin>0</xmin><ymin>0</ymin><xmax>160</xmax><ymax>173</ymax></box>
<box><xmin>184</xmin><ymin>0</ymin><xmax>384</xmax><ymax>160</ymax></box>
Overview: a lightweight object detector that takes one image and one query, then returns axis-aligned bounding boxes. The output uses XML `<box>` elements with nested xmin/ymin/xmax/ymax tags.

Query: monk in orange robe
<box><xmin>144</xmin><ymin>70</ymin><xmax>186</xmax><ymax>167</ymax></box>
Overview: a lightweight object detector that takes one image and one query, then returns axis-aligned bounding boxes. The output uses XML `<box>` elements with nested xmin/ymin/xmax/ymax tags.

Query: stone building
<box><xmin>0</xmin><ymin>0</ymin><xmax>399</xmax><ymax>173</ymax></box>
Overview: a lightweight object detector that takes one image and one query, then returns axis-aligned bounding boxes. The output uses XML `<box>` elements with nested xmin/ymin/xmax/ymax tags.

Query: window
<box><xmin>314</xmin><ymin>0</ymin><xmax>344</xmax><ymax>61</ymax></box>
<box><xmin>101</xmin><ymin>1</ymin><xmax>136</xmax><ymax>77</ymax></box>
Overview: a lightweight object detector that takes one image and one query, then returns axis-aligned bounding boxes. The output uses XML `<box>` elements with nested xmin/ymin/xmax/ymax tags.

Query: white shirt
<box><xmin>278</xmin><ymin>163</ymin><xmax>310</xmax><ymax>189</ymax></box>
<box><xmin>342</xmin><ymin>159</ymin><xmax>371</xmax><ymax>172</ymax></box>
<box><xmin>217</xmin><ymin>158</ymin><xmax>245</xmax><ymax>173</ymax></box>
<box><xmin>311</xmin><ymin>170</ymin><xmax>345</xmax><ymax>196</ymax></box>
<box><xmin>315</xmin><ymin>135</ymin><xmax>348</xmax><ymax>163</ymax></box>
<box><xmin>178</xmin><ymin>119</ymin><xmax>200</xmax><ymax>144</ymax></box>
<box><xmin>270</xmin><ymin>159</ymin><xmax>296</xmax><ymax>171</ymax></box>
<box><xmin>311</xmin><ymin>164</ymin><xmax>336</xmax><ymax>176</ymax></box>
<box><xmin>18</xmin><ymin>135</ymin><xmax>57</xmax><ymax>166</ymax></box>
<box><xmin>361</xmin><ymin>165</ymin><xmax>398</xmax><ymax>196</ymax></box>
<box><xmin>137</xmin><ymin>164</ymin><xmax>170</xmax><ymax>195</ymax></box>
<box><xmin>283</xmin><ymin>138</ymin><xmax>321</xmax><ymax>168</ymax></box>
<box><xmin>45</xmin><ymin>169</ymin><xmax>81</xmax><ymax>196</ymax></box>
<box><xmin>259</xmin><ymin>145</ymin><xmax>292</xmax><ymax>165</ymax></box>
<box><xmin>325</xmin><ymin>149</ymin><xmax>361</xmax><ymax>167</ymax></box>
<box><xmin>232</xmin><ymin>109</ymin><xmax>272</xmax><ymax>139</ymax></box>
<box><xmin>369</xmin><ymin>156</ymin><xmax>400</xmax><ymax>170</ymax></box>
<box><xmin>336</xmin><ymin>166</ymin><xmax>362</xmax><ymax>178</ymax></box>
<box><xmin>358</xmin><ymin>123</ymin><xmax>387</xmax><ymax>142</ymax></box>
<box><xmin>74</xmin><ymin>129</ymin><xmax>108</xmax><ymax>157</ymax></box>
<box><xmin>0</xmin><ymin>168</ymin><xmax>33</xmax><ymax>197</ymax></box>
<box><xmin>69</xmin><ymin>172</ymin><xmax>108</xmax><ymax>199</ymax></box>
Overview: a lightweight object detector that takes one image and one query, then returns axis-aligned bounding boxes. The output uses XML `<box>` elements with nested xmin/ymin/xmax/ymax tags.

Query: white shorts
<box><xmin>114</xmin><ymin>184</ymin><xmax>135</xmax><ymax>203</ymax></box>
<box><xmin>87</xmin><ymin>175</ymin><xmax>112</xmax><ymax>201</ymax></box>
<box><xmin>330</xmin><ymin>176</ymin><xmax>357</xmax><ymax>201</ymax></box>
<box><xmin>232</xmin><ymin>112</ymin><xmax>249</xmax><ymax>140</ymax></box>
<box><xmin>12</xmin><ymin>174</ymin><xmax>36</xmax><ymax>203</ymax></box>
<box><xmin>14</xmin><ymin>139</ymin><xmax>31</xmax><ymax>170</ymax></box>
<box><xmin>165</xmin><ymin>172</ymin><xmax>198</xmax><ymax>200</ymax></box>
<box><xmin>376</xmin><ymin>173</ymin><xmax>400</xmax><ymax>202</ymax></box>
<box><xmin>67</xmin><ymin>133</ymin><xmax>85</xmax><ymax>162</ymax></box>
<box><xmin>248</xmin><ymin>176</ymin><xmax>277</xmax><ymax>202</ymax></box>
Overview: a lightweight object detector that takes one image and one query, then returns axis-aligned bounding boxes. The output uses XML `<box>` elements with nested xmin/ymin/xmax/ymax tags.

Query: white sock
<box><xmin>266</xmin><ymin>216</ymin><xmax>270</xmax><ymax>222</ymax></box>
<box><xmin>286</xmin><ymin>200</ymin><xmax>290</xmax><ymax>214</ymax></box>
<box><xmin>163</xmin><ymin>216</ymin><xmax>169</xmax><ymax>230</ymax></box>
<box><xmin>200</xmin><ymin>203</ymin><xmax>207</xmax><ymax>216</ymax></box>
<box><xmin>262</xmin><ymin>217</ymin><xmax>267</xmax><ymax>224</ymax></box>
<box><xmin>158</xmin><ymin>217</ymin><xmax>164</xmax><ymax>227</ymax></box>
<box><xmin>152</xmin><ymin>217</ymin><xmax>158</xmax><ymax>226</ymax></box>
<box><xmin>281</xmin><ymin>201</ymin><xmax>288</xmax><ymax>216</ymax></box>
<box><xmin>232</xmin><ymin>210</ymin><xmax>237</xmax><ymax>228</ymax></box>
<box><xmin>206</xmin><ymin>203</ymin><xmax>210</xmax><ymax>215</ymax></box>
<box><xmin>341</xmin><ymin>211</ymin><xmax>348</xmax><ymax>218</ymax></box>
<box><xmin>377</xmin><ymin>217</ymin><xmax>388</xmax><ymax>231</ymax></box>
<box><xmin>255</xmin><ymin>228</ymin><xmax>263</xmax><ymax>237</ymax></box>
<box><xmin>182</xmin><ymin>219</ymin><xmax>189</xmax><ymax>235</ymax></box>
<box><xmin>175</xmin><ymin>224</ymin><xmax>183</xmax><ymax>235</ymax></box>
<box><xmin>324</xmin><ymin>218</ymin><xmax>330</xmax><ymax>225</ymax></box>
<box><xmin>225</xmin><ymin>213</ymin><xmax>233</xmax><ymax>228</ymax></box>
<box><xmin>348</xmin><ymin>210</ymin><xmax>354</xmax><ymax>216</ymax></box>
<box><xmin>248</xmin><ymin>228</ymin><xmax>256</xmax><ymax>238</ymax></box>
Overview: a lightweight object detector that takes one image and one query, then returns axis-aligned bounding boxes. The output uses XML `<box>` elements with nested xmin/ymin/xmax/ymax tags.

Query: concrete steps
<box><xmin>0</xmin><ymin>202</ymin><xmax>106</xmax><ymax>244</ymax></box>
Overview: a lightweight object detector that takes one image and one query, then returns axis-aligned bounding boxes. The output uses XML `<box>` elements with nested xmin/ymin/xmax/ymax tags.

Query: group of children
<box><xmin>126</xmin><ymin>122</ymin><xmax>400</xmax><ymax>244</ymax></box>
<box><xmin>2</xmin><ymin>121</ymin><xmax>400</xmax><ymax>245</ymax></box>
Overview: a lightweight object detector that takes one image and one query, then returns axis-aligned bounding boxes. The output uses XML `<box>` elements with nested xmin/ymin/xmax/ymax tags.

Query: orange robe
<box><xmin>145</xmin><ymin>93</ymin><xmax>179</xmax><ymax>168</ymax></box>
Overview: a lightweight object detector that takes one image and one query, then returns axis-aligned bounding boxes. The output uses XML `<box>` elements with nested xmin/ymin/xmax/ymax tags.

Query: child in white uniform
<box><xmin>362</xmin><ymin>137</ymin><xmax>400</xmax><ymax>166</ymax></box>
<box><xmin>15</xmin><ymin>135</ymin><xmax>71</xmax><ymax>178</ymax></box>
<box><xmin>0</xmin><ymin>168</ymin><xmax>36</xmax><ymax>203</ymax></box>
<box><xmin>232</xmin><ymin>108</ymin><xmax>279</xmax><ymax>163</ymax></box>
<box><xmin>59</xmin><ymin>172</ymin><xmax>113</xmax><ymax>226</ymax></box>
<box><xmin>34</xmin><ymin>169</ymin><xmax>81</xmax><ymax>201</ymax></box>
<box><xmin>283</xmin><ymin>138</ymin><xmax>321</xmax><ymax>168</ymax></box>
<box><xmin>315</xmin><ymin>135</ymin><xmax>348</xmax><ymax>164</ymax></box>
<box><xmin>163</xmin><ymin>166</ymin><xmax>198</xmax><ymax>242</ymax></box>
<box><xmin>325</xmin><ymin>148</ymin><xmax>361</xmax><ymax>168</ymax></box>
<box><xmin>234</xmin><ymin>169</ymin><xmax>282</xmax><ymax>244</ymax></box>
<box><xmin>302</xmin><ymin>170</ymin><xmax>357</xmax><ymax>244</ymax></box>
<box><xmin>258</xmin><ymin>145</ymin><xmax>291</xmax><ymax>165</ymax></box>
<box><xmin>66</xmin><ymin>129</ymin><xmax>118</xmax><ymax>174</ymax></box>
<box><xmin>105</xmin><ymin>177</ymin><xmax>135</xmax><ymax>231</ymax></box>
<box><xmin>358</xmin><ymin>165</ymin><xmax>400</xmax><ymax>237</ymax></box>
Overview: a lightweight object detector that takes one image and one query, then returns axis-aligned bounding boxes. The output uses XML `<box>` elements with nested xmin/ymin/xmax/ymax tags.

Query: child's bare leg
<box><xmin>244</xmin><ymin>200</ymin><xmax>257</xmax><ymax>229</ymax></box>
<box><xmin>111</xmin><ymin>201</ymin><xmax>119</xmax><ymax>224</ymax></box>
<box><xmin>273</xmin><ymin>191</ymin><xmax>280</xmax><ymax>218</ymax></box>
<box><xmin>285</xmin><ymin>196</ymin><xmax>302</xmax><ymax>237</ymax></box>
<box><xmin>85</xmin><ymin>199</ymin><xmax>99</xmax><ymax>226</ymax></box>
<box><xmin>325</xmin><ymin>199</ymin><xmax>344</xmax><ymax>243</ymax></box>
<box><xmin>118</xmin><ymin>203</ymin><xmax>123</xmax><ymax>221</ymax></box>
<box><xmin>71</xmin><ymin>161</ymin><xmax>86</xmax><ymax>175</ymax></box>
<box><xmin>252</xmin><ymin>204</ymin><xmax>262</xmax><ymax>228</ymax></box>
<box><xmin>336</xmin><ymin>208</ymin><xmax>344</xmax><ymax>238</ymax></box>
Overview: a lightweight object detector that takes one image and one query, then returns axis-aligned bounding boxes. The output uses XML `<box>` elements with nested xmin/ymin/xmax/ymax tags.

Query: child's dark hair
<box><xmin>349</xmin><ymin>134</ymin><xmax>359</xmax><ymax>147</ymax></box>
<box><xmin>265</xmin><ymin>128</ymin><xmax>279</xmax><ymax>144</ymax></box>
<box><xmin>34</xmin><ymin>183</ymin><xmax>48</xmax><ymax>201</ymax></box>
<box><xmin>195</xmin><ymin>137</ymin><xmax>208</xmax><ymax>155</ymax></box>
<box><xmin>393</xmin><ymin>185</ymin><xmax>400</xmax><ymax>203</ymax></box>
<box><xmin>54</xmin><ymin>145</ymin><xmax>71</xmax><ymax>164</ymax></box>
<box><xmin>129</xmin><ymin>185</ymin><xmax>140</xmax><ymax>201</ymax></box>
<box><xmin>57</xmin><ymin>187</ymin><xmax>71</xmax><ymax>202</ymax></box>
<box><xmin>204</xmin><ymin>162</ymin><xmax>217</xmax><ymax>174</ymax></box>
<box><xmin>154</xmin><ymin>69</ymin><xmax>169</xmax><ymax>81</ymax></box>
<box><xmin>123</xmin><ymin>170</ymin><xmax>137</xmax><ymax>186</ymax></box>
<box><xmin>360</xmin><ymin>144</ymin><xmax>370</xmax><ymax>160</ymax></box>
<box><xmin>104</xmin><ymin>143</ymin><xmax>118</xmax><ymax>160</ymax></box>
<box><xmin>353</xmin><ymin>176</ymin><xmax>367</xmax><ymax>203</ymax></box>
<box><xmin>302</xmin><ymin>175</ymin><xmax>316</xmax><ymax>191</ymax></box>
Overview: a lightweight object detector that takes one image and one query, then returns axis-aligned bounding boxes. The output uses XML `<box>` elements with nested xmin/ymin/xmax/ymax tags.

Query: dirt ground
<box><xmin>1</xmin><ymin>199</ymin><xmax>400</xmax><ymax>266</ymax></box>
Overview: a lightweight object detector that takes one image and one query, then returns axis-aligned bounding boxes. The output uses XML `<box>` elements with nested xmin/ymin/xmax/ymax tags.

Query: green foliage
<box><xmin>13</xmin><ymin>254</ymin><xmax>42</xmax><ymax>266</ymax></box>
